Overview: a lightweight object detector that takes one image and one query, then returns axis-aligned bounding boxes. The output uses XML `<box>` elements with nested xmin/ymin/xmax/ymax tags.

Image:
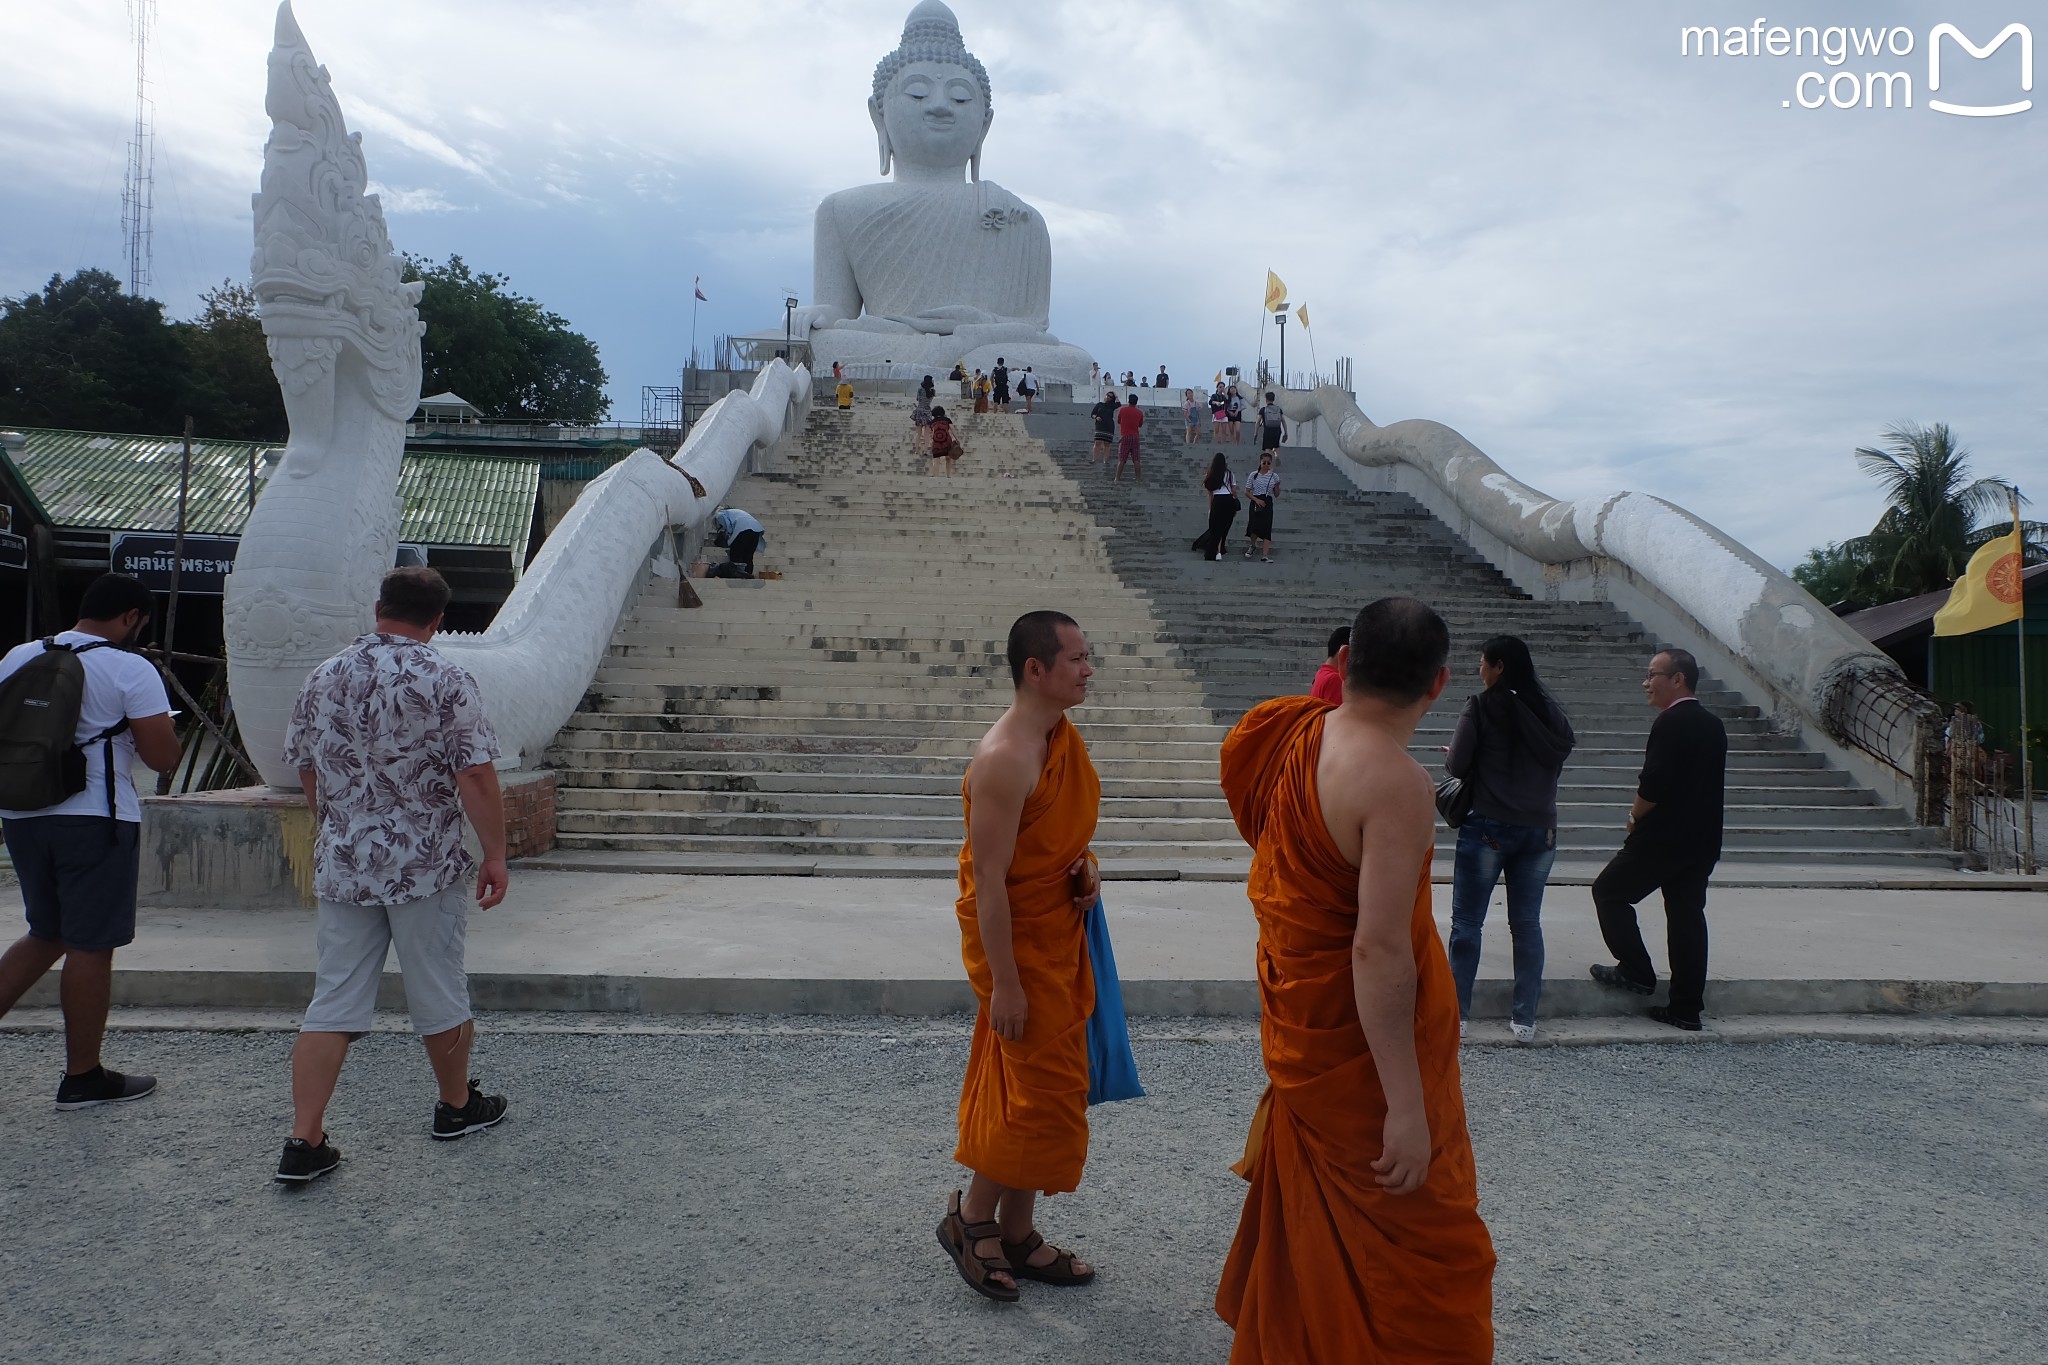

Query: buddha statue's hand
<box><xmin>786</xmin><ymin>304</ymin><xmax>846</xmax><ymax>338</ymax></box>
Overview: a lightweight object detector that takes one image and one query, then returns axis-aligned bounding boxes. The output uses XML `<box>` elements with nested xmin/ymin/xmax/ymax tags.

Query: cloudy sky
<box><xmin>2</xmin><ymin>0</ymin><xmax>2043</xmax><ymax>568</ymax></box>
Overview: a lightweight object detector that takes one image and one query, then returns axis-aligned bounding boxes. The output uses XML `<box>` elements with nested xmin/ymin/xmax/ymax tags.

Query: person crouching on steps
<box><xmin>709</xmin><ymin>507</ymin><xmax>766</xmax><ymax>578</ymax></box>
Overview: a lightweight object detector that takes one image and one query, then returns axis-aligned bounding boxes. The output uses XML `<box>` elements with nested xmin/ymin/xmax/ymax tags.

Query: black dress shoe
<box><xmin>1589</xmin><ymin>963</ymin><xmax>1654</xmax><ymax>996</ymax></box>
<box><xmin>1648</xmin><ymin>1005</ymin><xmax>1703</xmax><ymax>1032</ymax></box>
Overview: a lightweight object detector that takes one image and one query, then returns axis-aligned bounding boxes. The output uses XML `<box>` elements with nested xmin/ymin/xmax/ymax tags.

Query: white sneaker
<box><xmin>1458</xmin><ymin>1019</ymin><xmax>1468</xmax><ymax>1041</ymax></box>
<box><xmin>1510</xmin><ymin>1022</ymin><xmax>1536</xmax><ymax>1044</ymax></box>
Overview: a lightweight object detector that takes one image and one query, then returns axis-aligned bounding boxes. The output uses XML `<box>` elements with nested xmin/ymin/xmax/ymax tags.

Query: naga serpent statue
<box><xmin>225</xmin><ymin>3</ymin><xmax>807</xmax><ymax>786</ymax></box>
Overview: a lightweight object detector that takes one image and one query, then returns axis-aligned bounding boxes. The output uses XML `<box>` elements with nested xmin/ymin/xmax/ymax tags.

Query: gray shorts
<box><xmin>302</xmin><ymin>885</ymin><xmax>471</xmax><ymax>1037</ymax></box>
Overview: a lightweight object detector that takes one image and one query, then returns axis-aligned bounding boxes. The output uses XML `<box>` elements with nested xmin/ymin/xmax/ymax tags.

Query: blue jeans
<box><xmin>1448</xmin><ymin>813</ymin><xmax>1557</xmax><ymax>1027</ymax></box>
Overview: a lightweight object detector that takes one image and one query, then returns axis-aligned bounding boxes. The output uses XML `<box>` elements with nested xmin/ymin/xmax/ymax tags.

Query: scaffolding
<box><xmin>640</xmin><ymin>385</ymin><xmax>686</xmax><ymax>455</ymax></box>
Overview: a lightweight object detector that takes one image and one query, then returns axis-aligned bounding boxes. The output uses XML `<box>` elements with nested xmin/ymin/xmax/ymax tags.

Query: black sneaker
<box><xmin>1589</xmin><ymin>963</ymin><xmax>1655</xmax><ymax>997</ymax></box>
<box><xmin>1648</xmin><ymin>1005</ymin><xmax>1704</xmax><ymax>1033</ymax></box>
<box><xmin>275</xmin><ymin>1135</ymin><xmax>341</xmax><ymax>1183</ymax></box>
<box><xmin>54</xmin><ymin>1066</ymin><xmax>157</xmax><ymax>1110</ymax></box>
<box><xmin>432</xmin><ymin>1079</ymin><xmax>508</xmax><ymax>1141</ymax></box>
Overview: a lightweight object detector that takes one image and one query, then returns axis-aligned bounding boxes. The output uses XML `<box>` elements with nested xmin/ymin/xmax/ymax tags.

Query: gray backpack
<box><xmin>0</xmin><ymin>640</ymin><xmax>131</xmax><ymax>819</ymax></box>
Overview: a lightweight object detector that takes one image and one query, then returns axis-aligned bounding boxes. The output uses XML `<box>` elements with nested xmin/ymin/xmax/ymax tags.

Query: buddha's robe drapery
<box><xmin>954</xmin><ymin>716</ymin><xmax>1099</xmax><ymax>1194</ymax></box>
<box><xmin>819</xmin><ymin>180</ymin><xmax>1054</xmax><ymax>333</ymax></box>
<box><xmin>1215</xmin><ymin>696</ymin><xmax>1496</xmax><ymax>1364</ymax></box>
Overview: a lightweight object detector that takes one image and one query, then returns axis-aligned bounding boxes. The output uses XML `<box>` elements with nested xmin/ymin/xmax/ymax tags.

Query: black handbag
<box><xmin>1435</xmin><ymin>775</ymin><xmax>1474</xmax><ymax>829</ymax></box>
<box><xmin>1435</xmin><ymin>695</ymin><xmax>1487</xmax><ymax>828</ymax></box>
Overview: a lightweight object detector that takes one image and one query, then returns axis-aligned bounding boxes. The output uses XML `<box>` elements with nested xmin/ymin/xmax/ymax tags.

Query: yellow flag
<box><xmin>1932</xmin><ymin>529</ymin><xmax>2025</xmax><ymax>636</ymax></box>
<box><xmin>1264</xmin><ymin>270</ymin><xmax>1288</xmax><ymax>313</ymax></box>
<box><xmin>1296</xmin><ymin>304</ymin><xmax>1310</xmax><ymax>330</ymax></box>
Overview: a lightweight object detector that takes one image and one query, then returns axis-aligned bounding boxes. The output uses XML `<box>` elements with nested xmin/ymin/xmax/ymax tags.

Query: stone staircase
<box><xmin>1020</xmin><ymin>406</ymin><xmax>1953</xmax><ymax>867</ymax></box>
<box><xmin>541</xmin><ymin>395</ymin><xmax>1951</xmax><ymax>871</ymax></box>
<box><xmin>544</xmin><ymin>404</ymin><xmax>1243</xmax><ymax>865</ymax></box>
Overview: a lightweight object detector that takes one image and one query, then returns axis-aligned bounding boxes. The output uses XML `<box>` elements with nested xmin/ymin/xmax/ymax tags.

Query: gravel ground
<box><xmin>1</xmin><ymin>1019</ymin><xmax>2042</xmax><ymax>1364</ymax></box>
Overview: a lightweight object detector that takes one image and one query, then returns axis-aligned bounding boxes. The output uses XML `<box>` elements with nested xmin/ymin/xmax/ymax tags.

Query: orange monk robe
<box><xmin>954</xmin><ymin>716</ymin><xmax>1100</xmax><ymax>1195</ymax></box>
<box><xmin>1215</xmin><ymin>696</ymin><xmax>1496</xmax><ymax>1364</ymax></box>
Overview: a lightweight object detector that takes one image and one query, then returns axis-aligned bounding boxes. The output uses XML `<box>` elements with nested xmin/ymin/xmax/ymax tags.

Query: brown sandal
<box><xmin>936</xmin><ymin>1190</ymin><xmax>1019</xmax><ymax>1303</ymax></box>
<box><xmin>1000</xmin><ymin>1229</ymin><xmax>1097</xmax><ymax>1287</ymax></box>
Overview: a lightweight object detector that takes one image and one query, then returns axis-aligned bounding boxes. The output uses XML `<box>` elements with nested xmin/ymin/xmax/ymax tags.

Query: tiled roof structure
<box><xmin>2</xmin><ymin>428</ymin><xmax>538</xmax><ymax>549</ymax></box>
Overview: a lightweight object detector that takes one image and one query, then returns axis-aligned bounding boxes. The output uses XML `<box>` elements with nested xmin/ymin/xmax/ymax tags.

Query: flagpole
<box><xmin>690</xmin><ymin>279</ymin><xmax>701</xmax><ymax>375</ymax></box>
<box><xmin>2016</xmin><ymin>487</ymin><xmax>2035</xmax><ymax>874</ymax></box>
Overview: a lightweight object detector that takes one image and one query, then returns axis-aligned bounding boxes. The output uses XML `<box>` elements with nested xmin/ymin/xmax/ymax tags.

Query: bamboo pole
<box><xmin>2014</xmin><ymin>487</ymin><xmax>2035</xmax><ymax>874</ymax></box>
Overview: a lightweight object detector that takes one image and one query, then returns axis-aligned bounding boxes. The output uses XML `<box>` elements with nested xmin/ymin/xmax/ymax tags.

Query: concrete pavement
<box><xmin>2</xmin><ymin>1022</ymin><xmax>2043</xmax><ymax>1364</ymax></box>
<box><xmin>10</xmin><ymin>870</ymin><xmax>2046</xmax><ymax>1019</ymax></box>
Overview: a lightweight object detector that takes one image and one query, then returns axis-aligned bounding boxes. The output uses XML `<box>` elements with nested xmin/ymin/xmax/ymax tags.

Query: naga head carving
<box><xmin>250</xmin><ymin>2</ymin><xmax>423</xmax><ymax>423</ymax></box>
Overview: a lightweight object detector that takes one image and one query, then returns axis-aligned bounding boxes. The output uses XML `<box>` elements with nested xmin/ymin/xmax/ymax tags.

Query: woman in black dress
<box><xmin>1192</xmin><ymin>453</ymin><xmax>1240</xmax><ymax>561</ymax></box>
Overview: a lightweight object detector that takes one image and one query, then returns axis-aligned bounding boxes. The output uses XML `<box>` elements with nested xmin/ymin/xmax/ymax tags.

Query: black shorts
<box><xmin>1261</xmin><ymin>427</ymin><xmax>1282</xmax><ymax>451</ymax></box>
<box><xmin>993</xmin><ymin>387</ymin><xmax>1010</xmax><ymax>403</ymax></box>
<box><xmin>1228</xmin><ymin>412</ymin><xmax>1242</xmax><ymax>424</ymax></box>
<box><xmin>5</xmin><ymin>816</ymin><xmax>141</xmax><ymax>951</ymax></box>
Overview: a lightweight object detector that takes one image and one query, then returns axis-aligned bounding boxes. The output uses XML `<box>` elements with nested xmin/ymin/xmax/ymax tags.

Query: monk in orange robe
<box><xmin>937</xmin><ymin>610</ymin><xmax>1104</xmax><ymax>1302</ymax></box>
<box><xmin>1216</xmin><ymin>597</ymin><xmax>1497</xmax><ymax>1362</ymax></box>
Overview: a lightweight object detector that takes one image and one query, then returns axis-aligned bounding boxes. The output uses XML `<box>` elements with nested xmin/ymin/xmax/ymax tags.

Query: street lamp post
<box><xmin>1274</xmin><ymin>311</ymin><xmax>1289</xmax><ymax>390</ymax></box>
<box><xmin>783</xmin><ymin>295</ymin><xmax>798</xmax><ymax>363</ymax></box>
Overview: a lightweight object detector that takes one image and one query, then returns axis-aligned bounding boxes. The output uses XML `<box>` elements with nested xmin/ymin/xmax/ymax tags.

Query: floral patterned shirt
<box><xmin>284</xmin><ymin>633</ymin><xmax>500</xmax><ymax>906</ymax></box>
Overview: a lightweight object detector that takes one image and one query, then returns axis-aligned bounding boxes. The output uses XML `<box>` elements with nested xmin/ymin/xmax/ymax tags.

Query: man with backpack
<box><xmin>0</xmin><ymin>573</ymin><xmax>179</xmax><ymax>1109</ymax></box>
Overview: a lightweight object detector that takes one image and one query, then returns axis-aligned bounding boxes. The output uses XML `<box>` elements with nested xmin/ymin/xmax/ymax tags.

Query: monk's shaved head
<box><xmin>1008</xmin><ymin>610</ymin><xmax>1079</xmax><ymax>686</ymax></box>
<box><xmin>1346</xmin><ymin>597</ymin><xmax>1449</xmax><ymax>703</ymax></box>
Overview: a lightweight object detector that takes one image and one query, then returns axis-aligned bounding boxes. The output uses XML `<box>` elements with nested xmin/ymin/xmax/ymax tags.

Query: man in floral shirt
<box><xmin>274</xmin><ymin>567</ymin><xmax>511</xmax><ymax>1183</ymax></box>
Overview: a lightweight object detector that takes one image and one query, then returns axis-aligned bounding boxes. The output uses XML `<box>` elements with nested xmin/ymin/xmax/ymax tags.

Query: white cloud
<box><xmin>1</xmin><ymin>0</ymin><xmax>2043</xmax><ymax>566</ymax></box>
<box><xmin>364</xmin><ymin>182</ymin><xmax>467</xmax><ymax>214</ymax></box>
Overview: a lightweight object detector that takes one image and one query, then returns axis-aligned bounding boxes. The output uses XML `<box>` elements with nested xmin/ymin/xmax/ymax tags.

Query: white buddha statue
<box><xmin>789</xmin><ymin>0</ymin><xmax>1093</xmax><ymax>386</ymax></box>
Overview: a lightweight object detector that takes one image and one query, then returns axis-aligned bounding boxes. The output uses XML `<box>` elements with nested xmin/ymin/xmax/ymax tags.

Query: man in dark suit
<box><xmin>1589</xmin><ymin>647</ymin><xmax>1728</xmax><ymax>1031</ymax></box>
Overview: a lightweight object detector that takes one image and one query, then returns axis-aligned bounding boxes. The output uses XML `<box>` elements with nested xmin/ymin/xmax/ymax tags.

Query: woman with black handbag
<box><xmin>1443</xmin><ymin>635</ymin><xmax>1575</xmax><ymax>1042</ymax></box>
<box><xmin>1192</xmin><ymin>453</ymin><xmax>1240</xmax><ymax>561</ymax></box>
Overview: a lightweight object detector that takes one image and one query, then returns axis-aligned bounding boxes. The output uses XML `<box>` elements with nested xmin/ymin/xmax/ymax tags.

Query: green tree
<box><xmin>1841</xmin><ymin>422</ymin><xmax>2044</xmax><ymax>601</ymax></box>
<box><xmin>1790</xmin><ymin>540</ymin><xmax>1878</xmax><ymax>611</ymax></box>
<box><xmin>402</xmin><ymin>254</ymin><xmax>610</xmax><ymax>423</ymax></box>
<box><xmin>176</xmin><ymin>280</ymin><xmax>287</xmax><ymax>442</ymax></box>
<box><xmin>0</xmin><ymin>269</ymin><xmax>190</xmax><ymax>434</ymax></box>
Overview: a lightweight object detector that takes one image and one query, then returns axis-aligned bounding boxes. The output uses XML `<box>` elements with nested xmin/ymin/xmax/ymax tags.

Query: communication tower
<box><xmin>120</xmin><ymin>0</ymin><xmax>158</xmax><ymax>296</ymax></box>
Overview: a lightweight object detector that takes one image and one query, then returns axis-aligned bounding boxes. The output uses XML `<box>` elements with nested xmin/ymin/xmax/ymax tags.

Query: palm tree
<box><xmin>1847</xmin><ymin>422</ymin><xmax>2042</xmax><ymax>600</ymax></box>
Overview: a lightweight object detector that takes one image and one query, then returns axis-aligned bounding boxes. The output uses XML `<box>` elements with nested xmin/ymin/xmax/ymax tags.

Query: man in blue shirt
<box><xmin>710</xmin><ymin>507</ymin><xmax>766</xmax><ymax>578</ymax></box>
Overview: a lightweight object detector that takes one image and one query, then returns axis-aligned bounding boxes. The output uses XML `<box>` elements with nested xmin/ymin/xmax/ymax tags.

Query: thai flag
<box><xmin>693</xmin><ymin>277</ymin><xmax>707</xmax><ymax>302</ymax></box>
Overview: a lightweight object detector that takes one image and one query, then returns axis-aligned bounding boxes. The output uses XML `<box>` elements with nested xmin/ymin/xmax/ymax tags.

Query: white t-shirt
<box><xmin>0</xmin><ymin>631</ymin><xmax>172</xmax><ymax>823</ymax></box>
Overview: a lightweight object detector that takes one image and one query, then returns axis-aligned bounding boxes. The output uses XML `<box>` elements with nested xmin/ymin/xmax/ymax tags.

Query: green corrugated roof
<box><xmin>6</xmin><ymin>428</ymin><xmax>537</xmax><ymax>550</ymax></box>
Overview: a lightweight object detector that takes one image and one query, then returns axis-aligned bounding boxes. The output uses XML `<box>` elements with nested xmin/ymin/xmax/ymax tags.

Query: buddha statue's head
<box><xmin>869</xmin><ymin>0</ymin><xmax>994</xmax><ymax>182</ymax></box>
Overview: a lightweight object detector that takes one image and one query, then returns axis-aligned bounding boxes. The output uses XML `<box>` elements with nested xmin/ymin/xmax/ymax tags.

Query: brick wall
<box><xmin>501</xmin><ymin>771</ymin><xmax>558</xmax><ymax>859</ymax></box>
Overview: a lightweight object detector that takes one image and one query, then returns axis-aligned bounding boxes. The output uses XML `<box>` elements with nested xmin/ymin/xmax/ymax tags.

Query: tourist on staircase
<box><xmin>1443</xmin><ymin>635</ymin><xmax>1576</xmax><ymax>1044</ymax></box>
<box><xmin>1016</xmin><ymin>366</ymin><xmax>1038</xmax><ymax>413</ymax></box>
<box><xmin>1193</xmin><ymin>453</ymin><xmax>1240</xmax><ymax>559</ymax></box>
<box><xmin>973</xmin><ymin>370</ymin><xmax>991</xmax><ymax>414</ymax></box>
<box><xmin>912</xmin><ymin>380</ymin><xmax>935</xmax><ymax>454</ymax></box>
<box><xmin>1226</xmin><ymin>385</ymin><xmax>1247</xmax><ymax>444</ymax></box>
<box><xmin>835</xmin><ymin>376</ymin><xmax>855</xmax><ymax>411</ymax></box>
<box><xmin>1244</xmin><ymin>452</ymin><xmax>1281</xmax><ymax>562</ymax></box>
<box><xmin>927</xmin><ymin>406</ymin><xmax>961</xmax><ymax>477</ymax></box>
<box><xmin>1090</xmin><ymin>389</ymin><xmax>1119</xmax><ymax>463</ymax></box>
<box><xmin>1310</xmin><ymin>626</ymin><xmax>1349</xmax><ymax>703</ymax></box>
<box><xmin>709</xmin><ymin>506</ymin><xmax>766</xmax><ymax>579</ymax></box>
<box><xmin>1113</xmin><ymin>393</ymin><xmax>1146</xmax><ymax>483</ymax></box>
<box><xmin>1181</xmin><ymin>388</ymin><xmax>1201</xmax><ymax>445</ymax></box>
<box><xmin>952</xmin><ymin>362</ymin><xmax>970</xmax><ymax>402</ymax></box>
<box><xmin>1155</xmin><ymin>364</ymin><xmax>1170</xmax><ymax>389</ymax></box>
<box><xmin>1209</xmin><ymin>381</ymin><xmax>1229</xmax><ymax>442</ymax></box>
<box><xmin>1257</xmin><ymin>391</ymin><xmax>1287</xmax><ymax>463</ymax></box>
<box><xmin>990</xmin><ymin>358</ymin><xmax>1011</xmax><ymax>412</ymax></box>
